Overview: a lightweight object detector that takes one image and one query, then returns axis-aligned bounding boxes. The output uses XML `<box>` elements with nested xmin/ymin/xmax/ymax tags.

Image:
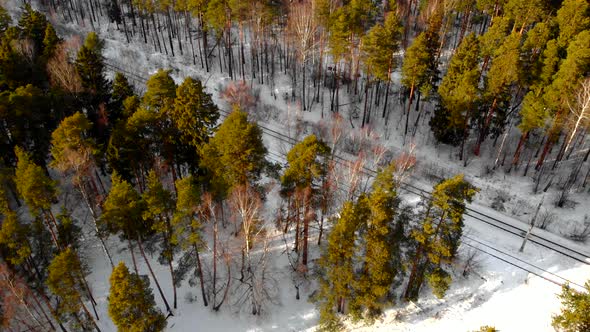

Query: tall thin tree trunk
<box><xmin>404</xmin><ymin>84</ymin><xmax>415</xmax><ymax>143</ymax></box>
<box><xmin>128</xmin><ymin>240</ymin><xmax>139</xmax><ymax>275</ymax></box>
<box><xmin>137</xmin><ymin>235</ymin><xmax>173</xmax><ymax>315</ymax></box>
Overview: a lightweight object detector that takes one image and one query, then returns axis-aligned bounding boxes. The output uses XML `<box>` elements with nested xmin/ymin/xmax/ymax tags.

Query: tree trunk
<box><xmin>404</xmin><ymin>84</ymin><xmax>415</xmax><ymax>143</ymax></box>
<box><xmin>137</xmin><ymin>235</ymin><xmax>173</xmax><ymax>315</ymax></box>
<box><xmin>128</xmin><ymin>239</ymin><xmax>139</xmax><ymax>275</ymax></box>
<box><xmin>79</xmin><ymin>299</ymin><xmax>101</xmax><ymax>332</ymax></box>
<box><xmin>474</xmin><ymin>97</ymin><xmax>497</xmax><ymax>156</ymax></box>
<box><xmin>193</xmin><ymin>242</ymin><xmax>208</xmax><ymax>306</ymax></box>
<box><xmin>510</xmin><ymin>131</ymin><xmax>528</xmax><ymax>169</ymax></box>
<box><xmin>362</xmin><ymin>78</ymin><xmax>370</xmax><ymax>127</ymax></box>
<box><xmin>302</xmin><ymin>189</ymin><xmax>310</xmax><ymax>266</ymax></box>
<box><xmin>79</xmin><ymin>184</ymin><xmax>114</xmax><ymax>268</ymax></box>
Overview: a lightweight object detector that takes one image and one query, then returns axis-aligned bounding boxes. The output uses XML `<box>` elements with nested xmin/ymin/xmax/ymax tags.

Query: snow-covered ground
<box><xmin>79</xmin><ymin>191</ymin><xmax>589</xmax><ymax>331</ymax></box>
<box><xmin>5</xmin><ymin>2</ymin><xmax>589</xmax><ymax>330</ymax></box>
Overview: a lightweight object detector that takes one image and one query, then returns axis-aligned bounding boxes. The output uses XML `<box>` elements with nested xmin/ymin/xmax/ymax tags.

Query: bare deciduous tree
<box><xmin>288</xmin><ymin>1</ymin><xmax>318</xmax><ymax>111</ymax></box>
<box><xmin>47</xmin><ymin>38</ymin><xmax>83</xmax><ymax>94</ymax></box>
<box><xmin>563</xmin><ymin>78</ymin><xmax>590</xmax><ymax>158</ymax></box>
<box><xmin>221</xmin><ymin>81</ymin><xmax>258</xmax><ymax>114</ymax></box>
<box><xmin>0</xmin><ymin>264</ymin><xmax>57</xmax><ymax>331</ymax></box>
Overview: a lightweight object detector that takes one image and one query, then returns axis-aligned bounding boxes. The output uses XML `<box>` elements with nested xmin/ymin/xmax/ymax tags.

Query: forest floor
<box><xmin>8</xmin><ymin>2</ymin><xmax>590</xmax><ymax>330</ymax></box>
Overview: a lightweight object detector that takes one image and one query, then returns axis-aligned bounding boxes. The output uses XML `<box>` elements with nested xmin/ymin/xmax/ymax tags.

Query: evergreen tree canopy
<box><xmin>350</xmin><ymin>162</ymin><xmax>404</xmax><ymax>319</ymax></box>
<box><xmin>0</xmin><ymin>84</ymin><xmax>51</xmax><ymax>165</ymax></box>
<box><xmin>421</xmin><ymin>175</ymin><xmax>478</xmax><ymax>263</ymax></box>
<box><xmin>504</xmin><ymin>0</ymin><xmax>547</xmax><ymax>32</ymax></box>
<box><xmin>281</xmin><ymin>134</ymin><xmax>330</xmax><ymax>192</ymax></box>
<box><xmin>205</xmin><ymin>0</ymin><xmax>230</xmax><ymax>37</ymax></box>
<box><xmin>41</xmin><ymin>23</ymin><xmax>60</xmax><ymax>59</ymax></box>
<box><xmin>171</xmin><ymin>175</ymin><xmax>201</xmax><ymax>248</ymax></box>
<box><xmin>108</xmin><ymin>262</ymin><xmax>167</xmax><ymax>332</ymax></box>
<box><xmin>401</xmin><ymin>32</ymin><xmax>433</xmax><ymax>95</ymax></box>
<box><xmin>361</xmin><ymin>11</ymin><xmax>402</xmax><ymax>81</ymax></box>
<box><xmin>0</xmin><ymin>208</ymin><xmax>31</xmax><ymax>266</ymax></box>
<box><xmin>479</xmin><ymin>16</ymin><xmax>511</xmax><ymax>61</ymax></box>
<box><xmin>172</xmin><ymin>76</ymin><xmax>220</xmax><ymax>148</ymax></box>
<box><xmin>76</xmin><ymin>32</ymin><xmax>109</xmax><ymax>97</ymax></box>
<box><xmin>46</xmin><ymin>248</ymin><xmax>89</xmax><ymax>321</ymax></box>
<box><xmin>101</xmin><ymin>172</ymin><xmax>147</xmax><ymax>239</ymax></box>
<box><xmin>485</xmin><ymin>31</ymin><xmax>521</xmax><ymax>98</ymax></box>
<box><xmin>142</xmin><ymin>170</ymin><xmax>174</xmax><ymax>235</ymax></box>
<box><xmin>14</xmin><ymin>146</ymin><xmax>57</xmax><ymax>217</ymax></box>
<box><xmin>328</xmin><ymin>7</ymin><xmax>351</xmax><ymax>64</ymax></box>
<box><xmin>406</xmin><ymin>174</ymin><xmax>478</xmax><ymax>300</ymax></box>
<box><xmin>18</xmin><ymin>4</ymin><xmax>48</xmax><ymax>54</ymax></box>
<box><xmin>552</xmin><ymin>282</ymin><xmax>590</xmax><ymax>332</ymax></box>
<box><xmin>545</xmin><ymin>30</ymin><xmax>590</xmax><ymax>112</ymax></box>
<box><xmin>143</xmin><ymin>69</ymin><xmax>177</xmax><ymax>112</ymax></box>
<box><xmin>109</xmin><ymin>72</ymin><xmax>135</xmax><ymax>123</ymax></box>
<box><xmin>555</xmin><ymin>0</ymin><xmax>590</xmax><ymax>48</ymax></box>
<box><xmin>50</xmin><ymin>112</ymin><xmax>96</xmax><ymax>181</ymax></box>
<box><xmin>433</xmin><ymin>33</ymin><xmax>481</xmax><ymax>144</ymax></box>
<box><xmin>0</xmin><ymin>5</ymin><xmax>11</xmax><ymax>35</ymax></box>
<box><xmin>56</xmin><ymin>209</ymin><xmax>82</xmax><ymax>250</ymax></box>
<box><xmin>200</xmin><ymin>109</ymin><xmax>267</xmax><ymax>197</ymax></box>
<box><xmin>317</xmin><ymin>198</ymin><xmax>369</xmax><ymax>330</ymax></box>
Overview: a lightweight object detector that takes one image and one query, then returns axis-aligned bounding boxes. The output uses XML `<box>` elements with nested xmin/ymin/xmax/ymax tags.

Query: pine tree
<box><xmin>328</xmin><ymin>7</ymin><xmax>351</xmax><ymax>67</ymax></box>
<box><xmin>0</xmin><ymin>5</ymin><xmax>11</xmax><ymax>35</ymax></box>
<box><xmin>108</xmin><ymin>262</ymin><xmax>167</xmax><ymax>332</ymax></box>
<box><xmin>76</xmin><ymin>32</ymin><xmax>109</xmax><ymax>98</ymax></box>
<box><xmin>316</xmin><ymin>198</ymin><xmax>369</xmax><ymax>331</ymax></box>
<box><xmin>552</xmin><ymin>281</ymin><xmax>590</xmax><ymax>331</ymax></box>
<box><xmin>41</xmin><ymin>23</ymin><xmax>60</xmax><ymax>60</ymax></box>
<box><xmin>536</xmin><ymin>30</ymin><xmax>590</xmax><ymax>169</ymax></box>
<box><xmin>282</xmin><ymin>135</ymin><xmax>330</xmax><ymax>191</ymax></box>
<box><xmin>2</xmin><ymin>85</ymin><xmax>52</xmax><ymax>165</ymax></box>
<box><xmin>504</xmin><ymin>0</ymin><xmax>547</xmax><ymax>34</ymax></box>
<box><xmin>432</xmin><ymin>33</ymin><xmax>480</xmax><ymax>155</ymax></box>
<box><xmin>281</xmin><ymin>134</ymin><xmax>330</xmax><ymax>266</ymax></box>
<box><xmin>101</xmin><ymin>172</ymin><xmax>173</xmax><ymax>315</ymax></box>
<box><xmin>478</xmin><ymin>16</ymin><xmax>512</xmax><ymax>73</ymax></box>
<box><xmin>143</xmin><ymin>69</ymin><xmax>177</xmax><ymax>112</ymax></box>
<box><xmin>100</xmin><ymin>172</ymin><xmax>146</xmax><ymax>261</ymax></box>
<box><xmin>350</xmin><ymin>163</ymin><xmax>404</xmax><ymax>320</ymax></box>
<box><xmin>362</xmin><ymin>12</ymin><xmax>402</xmax><ymax>81</ymax></box>
<box><xmin>50</xmin><ymin>112</ymin><xmax>114</xmax><ymax>265</ymax></box>
<box><xmin>171</xmin><ymin>175</ymin><xmax>208</xmax><ymax>306</ymax></box>
<box><xmin>0</xmin><ymin>202</ymin><xmax>31</xmax><ymax>266</ymax></box>
<box><xmin>0</xmin><ymin>26</ymin><xmax>29</xmax><ymax>89</ymax></box>
<box><xmin>141</xmin><ymin>69</ymin><xmax>185</xmax><ymax>179</ymax></box>
<box><xmin>205</xmin><ymin>0</ymin><xmax>230</xmax><ymax>38</ymax></box>
<box><xmin>56</xmin><ymin>208</ymin><xmax>82</xmax><ymax>250</ymax></box>
<box><xmin>555</xmin><ymin>0</ymin><xmax>590</xmax><ymax>48</ymax></box>
<box><xmin>475</xmin><ymin>326</ymin><xmax>499</xmax><ymax>332</ymax></box>
<box><xmin>14</xmin><ymin>147</ymin><xmax>60</xmax><ymax>248</ymax></box>
<box><xmin>200</xmin><ymin>109</ymin><xmax>267</xmax><ymax>197</ymax></box>
<box><xmin>172</xmin><ymin>76</ymin><xmax>219</xmax><ymax>148</ymax></box>
<box><xmin>142</xmin><ymin>170</ymin><xmax>178</xmax><ymax>309</ymax></box>
<box><xmin>50</xmin><ymin>112</ymin><xmax>95</xmax><ymax>179</ymax></box>
<box><xmin>361</xmin><ymin>10</ymin><xmax>402</xmax><ymax>120</ymax></box>
<box><xmin>109</xmin><ymin>72</ymin><xmax>135</xmax><ymax>124</ymax></box>
<box><xmin>17</xmin><ymin>4</ymin><xmax>48</xmax><ymax>54</ymax></box>
<box><xmin>47</xmin><ymin>248</ymin><xmax>99</xmax><ymax>331</ymax></box>
<box><xmin>474</xmin><ymin>31</ymin><xmax>521</xmax><ymax>155</ymax></box>
<box><xmin>401</xmin><ymin>32</ymin><xmax>435</xmax><ymax>139</ymax></box>
<box><xmin>404</xmin><ymin>174</ymin><xmax>478</xmax><ymax>300</ymax></box>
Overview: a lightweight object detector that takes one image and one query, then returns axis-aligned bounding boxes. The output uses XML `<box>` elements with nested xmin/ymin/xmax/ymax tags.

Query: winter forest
<box><xmin>0</xmin><ymin>0</ymin><xmax>589</xmax><ymax>331</ymax></box>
